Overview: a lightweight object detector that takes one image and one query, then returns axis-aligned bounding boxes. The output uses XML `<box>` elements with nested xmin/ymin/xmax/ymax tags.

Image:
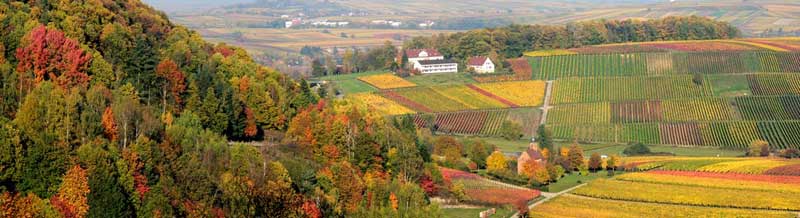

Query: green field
<box><xmin>406</xmin><ymin>73</ymin><xmax>476</xmax><ymax>86</ymax></box>
<box><xmin>442</xmin><ymin>207</ymin><xmax>515</xmax><ymax>218</ymax></box>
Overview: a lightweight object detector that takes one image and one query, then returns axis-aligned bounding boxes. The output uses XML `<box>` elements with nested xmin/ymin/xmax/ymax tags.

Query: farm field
<box><xmin>440</xmin><ymin>168</ymin><xmax>540</xmax><ymax>208</ymax></box>
<box><xmin>572</xmin><ymin>178</ymin><xmax>800</xmax><ymax>210</ymax></box>
<box><xmin>531</xmin><ymin>195</ymin><xmax>796</xmax><ymax>218</ymax></box>
<box><xmin>530</xmin><ymin>51</ymin><xmax>800</xmax><ymax>79</ymax></box>
<box><xmin>533</xmin><ymin>156</ymin><xmax>800</xmax><ymax>217</ymax></box>
<box><xmin>405</xmin><ymin>73</ymin><xmax>476</xmax><ymax>86</ymax></box>
<box><xmin>357</xmin><ymin>73</ymin><xmax>416</xmax><ymax>89</ymax></box>
<box><xmin>412</xmin><ymin>109</ymin><xmax>531</xmax><ymax>136</ymax></box>
<box><xmin>347</xmin><ymin>93</ymin><xmax>414</xmax><ymax>115</ymax></box>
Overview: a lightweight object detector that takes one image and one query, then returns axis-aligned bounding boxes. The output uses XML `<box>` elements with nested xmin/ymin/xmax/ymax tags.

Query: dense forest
<box><xmin>0</xmin><ymin>1</ymin><xmax>745</xmax><ymax>218</ymax></box>
<box><xmin>404</xmin><ymin>16</ymin><xmax>739</xmax><ymax>62</ymax></box>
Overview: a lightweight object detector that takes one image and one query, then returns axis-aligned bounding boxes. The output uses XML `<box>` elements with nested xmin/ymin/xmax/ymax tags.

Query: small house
<box><xmin>517</xmin><ymin>143</ymin><xmax>545</xmax><ymax>175</ymax></box>
<box><xmin>467</xmin><ymin>56</ymin><xmax>495</xmax><ymax>73</ymax></box>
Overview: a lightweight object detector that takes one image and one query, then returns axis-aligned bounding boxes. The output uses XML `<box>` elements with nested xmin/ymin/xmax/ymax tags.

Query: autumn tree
<box><xmin>607</xmin><ymin>155</ymin><xmax>621</xmax><ymax>171</ymax></box>
<box><xmin>467</xmin><ymin>141</ymin><xmax>490</xmax><ymax>169</ymax></box>
<box><xmin>588</xmin><ymin>153</ymin><xmax>602</xmax><ymax>172</ymax></box>
<box><xmin>567</xmin><ymin>145</ymin><xmax>585</xmax><ymax>171</ymax></box>
<box><xmin>15</xmin><ymin>26</ymin><xmax>92</xmax><ymax>90</ymax></box>
<box><xmin>155</xmin><ymin>59</ymin><xmax>186</xmax><ymax>113</ymax></box>
<box><xmin>101</xmin><ymin>107</ymin><xmax>118</xmax><ymax>141</ymax></box>
<box><xmin>51</xmin><ymin>165</ymin><xmax>90</xmax><ymax>218</ymax></box>
<box><xmin>486</xmin><ymin>151</ymin><xmax>508</xmax><ymax>173</ymax></box>
<box><xmin>749</xmin><ymin>140</ymin><xmax>770</xmax><ymax>157</ymax></box>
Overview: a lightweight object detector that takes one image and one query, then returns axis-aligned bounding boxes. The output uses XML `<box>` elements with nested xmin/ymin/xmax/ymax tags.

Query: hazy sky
<box><xmin>142</xmin><ymin>0</ymin><xmax>253</xmax><ymax>13</ymax></box>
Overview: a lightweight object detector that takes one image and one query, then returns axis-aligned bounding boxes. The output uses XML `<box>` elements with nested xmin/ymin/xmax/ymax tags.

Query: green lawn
<box><xmin>314</xmin><ymin>71</ymin><xmax>385</xmax><ymax>94</ymax></box>
<box><xmin>454</xmin><ymin>136</ymin><xmax>744</xmax><ymax>157</ymax></box>
<box><xmin>333</xmin><ymin>79</ymin><xmax>376</xmax><ymax>94</ymax></box>
<box><xmin>406</xmin><ymin>73</ymin><xmax>476</xmax><ymax>86</ymax></box>
<box><xmin>708</xmin><ymin>74</ymin><xmax>751</xmax><ymax>97</ymax></box>
<box><xmin>442</xmin><ymin>206</ymin><xmax>515</xmax><ymax>218</ymax></box>
<box><xmin>314</xmin><ymin>71</ymin><xmax>385</xmax><ymax>81</ymax></box>
<box><xmin>580</xmin><ymin>144</ymin><xmax>744</xmax><ymax>157</ymax></box>
<box><xmin>456</xmin><ymin>136</ymin><xmax>532</xmax><ymax>153</ymax></box>
<box><xmin>547</xmin><ymin>171</ymin><xmax>616</xmax><ymax>193</ymax></box>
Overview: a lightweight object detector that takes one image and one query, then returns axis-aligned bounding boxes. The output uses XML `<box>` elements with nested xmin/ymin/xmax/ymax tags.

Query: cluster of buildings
<box><xmin>402</xmin><ymin>48</ymin><xmax>495</xmax><ymax>74</ymax></box>
<box><xmin>286</xmin><ymin>19</ymin><xmax>351</xmax><ymax>28</ymax></box>
<box><xmin>371</xmin><ymin>20</ymin><xmax>403</xmax><ymax>27</ymax></box>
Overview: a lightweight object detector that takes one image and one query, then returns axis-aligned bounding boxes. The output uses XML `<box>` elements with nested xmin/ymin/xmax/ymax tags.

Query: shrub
<box><xmin>589</xmin><ymin>153</ymin><xmax>602</xmax><ymax>172</ymax></box>
<box><xmin>623</xmin><ymin>142</ymin><xmax>652</xmax><ymax>156</ymax></box>
<box><xmin>499</xmin><ymin>121</ymin><xmax>524</xmax><ymax>140</ymax></box>
<box><xmin>778</xmin><ymin>148</ymin><xmax>800</xmax><ymax>159</ymax></box>
<box><xmin>748</xmin><ymin>140</ymin><xmax>770</xmax><ymax>157</ymax></box>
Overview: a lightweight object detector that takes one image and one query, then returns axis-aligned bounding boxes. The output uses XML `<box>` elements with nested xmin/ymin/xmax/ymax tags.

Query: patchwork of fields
<box><xmin>530</xmin><ymin>157</ymin><xmax>800</xmax><ymax>218</ymax></box>
<box><xmin>323</xmin><ymin>38</ymin><xmax>800</xmax><ymax>148</ymax></box>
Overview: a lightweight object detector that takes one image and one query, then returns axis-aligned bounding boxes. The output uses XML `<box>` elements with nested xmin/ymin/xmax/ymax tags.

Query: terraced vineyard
<box><xmin>531</xmin><ymin>51</ymin><xmax>800</xmax><ymax>80</ymax></box>
<box><xmin>411</xmin><ymin>108</ymin><xmax>537</xmax><ymax>136</ymax></box>
<box><xmin>540</xmin><ymin>39</ymin><xmax>800</xmax><ymax>149</ymax></box>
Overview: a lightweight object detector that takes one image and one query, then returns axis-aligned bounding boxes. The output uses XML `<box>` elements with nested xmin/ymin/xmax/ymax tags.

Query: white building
<box><xmin>403</xmin><ymin>48</ymin><xmax>457</xmax><ymax>74</ymax></box>
<box><xmin>415</xmin><ymin>59</ymin><xmax>458</xmax><ymax>74</ymax></box>
<box><xmin>467</xmin><ymin>56</ymin><xmax>495</xmax><ymax>73</ymax></box>
<box><xmin>405</xmin><ymin>49</ymin><xmax>443</xmax><ymax>64</ymax></box>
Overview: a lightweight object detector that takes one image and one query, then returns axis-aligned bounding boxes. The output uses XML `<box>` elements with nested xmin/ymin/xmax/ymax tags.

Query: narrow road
<box><xmin>509</xmin><ymin>183</ymin><xmax>587</xmax><ymax>218</ymax></box>
<box><xmin>539</xmin><ymin>80</ymin><xmax>554</xmax><ymax>126</ymax></box>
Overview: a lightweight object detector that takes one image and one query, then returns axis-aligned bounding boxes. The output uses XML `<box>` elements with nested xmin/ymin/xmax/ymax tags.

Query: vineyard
<box><xmin>531</xmin><ymin>195</ymin><xmax>795</xmax><ymax>218</ymax></box>
<box><xmin>548</xmin><ymin>121</ymin><xmax>800</xmax><ymax>149</ymax></box>
<box><xmin>410</xmin><ymin>108</ymin><xmax>538</xmax><ymax>136</ymax></box>
<box><xmin>530</xmin><ymin>52</ymin><xmax>800</xmax><ymax>79</ymax></box>
<box><xmin>440</xmin><ymin>168</ymin><xmax>540</xmax><ymax>207</ymax></box>
<box><xmin>531</xmin><ymin>157</ymin><xmax>800</xmax><ymax>218</ymax></box>
<box><xmin>357</xmin><ymin>73</ymin><xmax>416</xmax><ymax>89</ymax></box>
<box><xmin>572</xmin><ymin>179</ymin><xmax>800</xmax><ymax>210</ymax></box>
<box><xmin>620</xmin><ymin>157</ymin><xmax>800</xmax><ymax>175</ymax></box>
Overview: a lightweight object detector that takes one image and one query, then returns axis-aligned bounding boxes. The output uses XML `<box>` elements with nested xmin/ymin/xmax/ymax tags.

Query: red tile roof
<box><xmin>405</xmin><ymin>49</ymin><xmax>442</xmax><ymax>58</ymax></box>
<box><xmin>467</xmin><ymin>56</ymin><xmax>489</xmax><ymax>66</ymax></box>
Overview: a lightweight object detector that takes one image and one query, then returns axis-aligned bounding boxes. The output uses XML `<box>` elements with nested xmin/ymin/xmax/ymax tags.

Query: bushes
<box><xmin>748</xmin><ymin>140</ymin><xmax>770</xmax><ymax>157</ymax></box>
<box><xmin>623</xmin><ymin>142</ymin><xmax>652</xmax><ymax>156</ymax></box>
<box><xmin>498</xmin><ymin>121</ymin><xmax>523</xmax><ymax>140</ymax></box>
<box><xmin>778</xmin><ymin>148</ymin><xmax>800</xmax><ymax>159</ymax></box>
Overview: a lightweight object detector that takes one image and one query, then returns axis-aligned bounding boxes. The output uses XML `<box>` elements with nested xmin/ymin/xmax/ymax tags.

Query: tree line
<box><xmin>404</xmin><ymin>16</ymin><xmax>740</xmax><ymax>62</ymax></box>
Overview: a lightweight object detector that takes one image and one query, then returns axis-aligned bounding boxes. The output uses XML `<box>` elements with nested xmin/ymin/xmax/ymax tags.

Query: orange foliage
<box><xmin>52</xmin><ymin>165</ymin><xmax>90</xmax><ymax>218</ymax></box>
<box><xmin>390</xmin><ymin>192</ymin><xmax>398</xmax><ymax>211</ymax></box>
<box><xmin>155</xmin><ymin>59</ymin><xmax>187</xmax><ymax>108</ymax></box>
<box><xmin>101</xmin><ymin>107</ymin><xmax>118</xmax><ymax>141</ymax></box>
<box><xmin>244</xmin><ymin>107</ymin><xmax>258</xmax><ymax>137</ymax></box>
<box><xmin>302</xmin><ymin>200</ymin><xmax>321</xmax><ymax>218</ymax></box>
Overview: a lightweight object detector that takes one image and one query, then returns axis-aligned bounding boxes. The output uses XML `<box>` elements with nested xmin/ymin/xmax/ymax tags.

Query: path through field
<box><xmin>509</xmin><ymin>183</ymin><xmax>586</xmax><ymax>218</ymax></box>
<box><xmin>538</xmin><ymin>80</ymin><xmax>554</xmax><ymax>126</ymax></box>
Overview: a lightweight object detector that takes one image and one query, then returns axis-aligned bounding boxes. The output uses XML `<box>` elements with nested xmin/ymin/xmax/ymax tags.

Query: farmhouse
<box><xmin>517</xmin><ymin>143</ymin><xmax>545</xmax><ymax>175</ymax></box>
<box><xmin>467</xmin><ymin>56</ymin><xmax>495</xmax><ymax>73</ymax></box>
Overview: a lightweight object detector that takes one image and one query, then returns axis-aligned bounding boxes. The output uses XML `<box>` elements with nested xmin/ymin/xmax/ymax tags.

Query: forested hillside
<box><xmin>0</xmin><ymin>1</ymin><xmax>439</xmax><ymax>217</ymax></box>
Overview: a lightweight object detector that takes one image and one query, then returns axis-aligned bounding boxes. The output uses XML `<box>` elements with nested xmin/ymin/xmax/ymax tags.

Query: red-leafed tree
<box><xmin>155</xmin><ymin>59</ymin><xmax>186</xmax><ymax>112</ymax></box>
<box><xmin>15</xmin><ymin>25</ymin><xmax>92</xmax><ymax>90</ymax></box>
<box><xmin>302</xmin><ymin>200</ymin><xmax>321</xmax><ymax>218</ymax></box>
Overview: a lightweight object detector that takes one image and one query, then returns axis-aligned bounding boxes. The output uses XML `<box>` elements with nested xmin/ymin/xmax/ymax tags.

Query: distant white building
<box><xmin>467</xmin><ymin>56</ymin><xmax>495</xmax><ymax>73</ymax></box>
<box><xmin>311</xmin><ymin>20</ymin><xmax>349</xmax><ymax>27</ymax></box>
